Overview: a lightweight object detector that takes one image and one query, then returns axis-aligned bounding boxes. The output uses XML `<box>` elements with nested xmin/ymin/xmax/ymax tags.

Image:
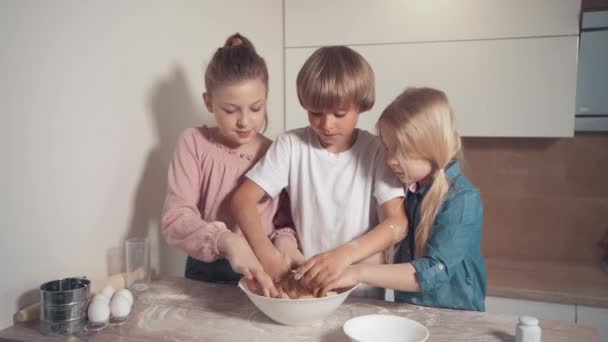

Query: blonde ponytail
<box><xmin>415</xmin><ymin>167</ymin><xmax>450</xmax><ymax>258</ymax></box>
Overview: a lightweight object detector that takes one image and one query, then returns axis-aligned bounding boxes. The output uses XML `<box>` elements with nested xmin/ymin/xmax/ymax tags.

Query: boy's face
<box><xmin>203</xmin><ymin>79</ymin><xmax>267</xmax><ymax>148</ymax></box>
<box><xmin>307</xmin><ymin>105</ymin><xmax>360</xmax><ymax>153</ymax></box>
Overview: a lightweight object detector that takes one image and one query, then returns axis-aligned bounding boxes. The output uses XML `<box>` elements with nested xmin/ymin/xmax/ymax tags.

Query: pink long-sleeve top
<box><xmin>162</xmin><ymin>126</ymin><xmax>294</xmax><ymax>262</ymax></box>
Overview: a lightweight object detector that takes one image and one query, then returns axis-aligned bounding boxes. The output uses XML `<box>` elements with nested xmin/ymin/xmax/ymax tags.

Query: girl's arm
<box><xmin>216</xmin><ymin>230</ymin><xmax>278</xmax><ymax>297</ymax></box>
<box><xmin>296</xmin><ymin>196</ymin><xmax>408</xmax><ymax>289</ymax></box>
<box><xmin>272</xmin><ymin>234</ymin><xmax>305</xmax><ymax>267</ymax></box>
<box><xmin>321</xmin><ymin>189</ymin><xmax>483</xmax><ymax>296</ymax></box>
<box><xmin>358</xmin><ymin>263</ymin><xmax>420</xmax><ymax>291</ymax></box>
<box><xmin>408</xmin><ymin>189</ymin><xmax>483</xmax><ymax>292</ymax></box>
<box><xmin>318</xmin><ymin>263</ymin><xmax>420</xmax><ymax>296</ymax></box>
<box><xmin>162</xmin><ymin>130</ymin><xmax>276</xmax><ymax>295</ymax></box>
<box><xmin>232</xmin><ymin>179</ymin><xmax>292</xmax><ymax>280</ymax></box>
<box><xmin>162</xmin><ymin>129</ymin><xmax>232</xmax><ymax>262</ymax></box>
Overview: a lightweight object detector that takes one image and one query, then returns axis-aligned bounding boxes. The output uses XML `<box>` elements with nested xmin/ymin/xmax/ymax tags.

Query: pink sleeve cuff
<box><xmin>162</xmin><ymin>218</ymin><xmax>231</xmax><ymax>263</ymax></box>
<box><xmin>269</xmin><ymin>227</ymin><xmax>298</xmax><ymax>243</ymax></box>
<box><xmin>202</xmin><ymin>221</ymin><xmax>231</xmax><ymax>261</ymax></box>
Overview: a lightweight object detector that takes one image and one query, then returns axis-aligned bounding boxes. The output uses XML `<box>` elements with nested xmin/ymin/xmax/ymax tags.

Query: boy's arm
<box><xmin>269</xmin><ymin>190</ymin><xmax>304</xmax><ymax>268</ymax></box>
<box><xmin>296</xmin><ymin>197</ymin><xmax>407</xmax><ymax>289</ymax></box>
<box><xmin>232</xmin><ymin>179</ymin><xmax>292</xmax><ymax>280</ymax></box>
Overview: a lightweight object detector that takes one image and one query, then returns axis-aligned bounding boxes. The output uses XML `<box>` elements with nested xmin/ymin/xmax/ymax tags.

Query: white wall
<box><xmin>0</xmin><ymin>0</ymin><xmax>283</xmax><ymax>329</ymax></box>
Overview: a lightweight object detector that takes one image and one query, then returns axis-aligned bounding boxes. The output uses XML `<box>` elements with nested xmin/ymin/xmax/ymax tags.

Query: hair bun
<box><xmin>229</xmin><ymin>37</ymin><xmax>243</xmax><ymax>47</ymax></box>
<box><xmin>222</xmin><ymin>33</ymin><xmax>256</xmax><ymax>51</ymax></box>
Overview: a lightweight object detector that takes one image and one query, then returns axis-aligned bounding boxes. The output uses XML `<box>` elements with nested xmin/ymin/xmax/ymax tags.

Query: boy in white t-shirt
<box><xmin>232</xmin><ymin>46</ymin><xmax>407</xmax><ymax>298</ymax></box>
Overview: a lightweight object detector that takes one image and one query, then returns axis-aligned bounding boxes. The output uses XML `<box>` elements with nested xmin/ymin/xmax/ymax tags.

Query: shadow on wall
<box><xmin>9</xmin><ymin>66</ymin><xmax>212</xmax><ymax>320</ymax></box>
<box><xmin>107</xmin><ymin>64</ymin><xmax>215</xmax><ymax>278</ymax></box>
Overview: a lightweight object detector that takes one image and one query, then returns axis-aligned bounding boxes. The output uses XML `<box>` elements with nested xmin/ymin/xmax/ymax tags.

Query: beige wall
<box><xmin>0</xmin><ymin>0</ymin><xmax>283</xmax><ymax>329</ymax></box>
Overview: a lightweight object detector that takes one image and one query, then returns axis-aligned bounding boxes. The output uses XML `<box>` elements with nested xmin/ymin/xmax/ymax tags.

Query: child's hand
<box><xmin>219</xmin><ymin>232</ymin><xmax>279</xmax><ymax>297</ymax></box>
<box><xmin>242</xmin><ymin>268</ymin><xmax>279</xmax><ymax>298</ymax></box>
<box><xmin>261</xmin><ymin>250</ymin><xmax>293</xmax><ymax>282</ymax></box>
<box><xmin>273</xmin><ymin>235</ymin><xmax>305</xmax><ymax>269</ymax></box>
<box><xmin>318</xmin><ymin>265</ymin><xmax>360</xmax><ymax>297</ymax></box>
<box><xmin>294</xmin><ymin>248</ymin><xmax>353</xmax><ymax>290</ymax></box>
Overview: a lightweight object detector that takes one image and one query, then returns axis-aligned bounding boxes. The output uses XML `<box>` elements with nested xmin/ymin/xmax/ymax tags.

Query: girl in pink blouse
<box><xmin>161</xmin><ymin>33</ymin><xmax>302</xmax><ymax>289</ymax></box>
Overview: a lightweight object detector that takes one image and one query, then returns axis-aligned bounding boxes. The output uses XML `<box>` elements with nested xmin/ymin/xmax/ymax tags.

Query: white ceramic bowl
<box><xmin>238</xmin><ymin>278</ymin><xmax>358</xmax><ymax>326</ymax></box>
<box><xmin>343</xmin><ymin>314</ymin><xmax>429</xmax><ymax>342</ymax></box>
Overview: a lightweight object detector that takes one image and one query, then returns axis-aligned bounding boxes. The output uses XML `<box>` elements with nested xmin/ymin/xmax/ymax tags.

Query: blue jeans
<box><xmin>184</xmin><ymin>256</ymin><xmax>241</xmax><ymax>285</ymax></box>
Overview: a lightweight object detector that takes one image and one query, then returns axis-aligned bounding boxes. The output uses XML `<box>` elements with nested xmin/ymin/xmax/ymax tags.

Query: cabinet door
<box><xmin>485</xmin><ymin>296</ymin><xmax>576</xmax><ymax>322</ymax></box>
<box><xmin>575</xmin><ymin>11</ymin><xmax>608</xmax><ymax>131</ymax></box>
<box><xmin>577</xmin><ymin>305</ymin><xmax>608</xmax><ymax>342</ymax></box>
<box><xmin>285</xmin><ymin>0</ymin><xmax>580</xmax><ymax>47</ymax></box>
<box><xmin>285</xmin><ymin>36</ymin><xmax>577</xmax><ymax>137</ymax></box>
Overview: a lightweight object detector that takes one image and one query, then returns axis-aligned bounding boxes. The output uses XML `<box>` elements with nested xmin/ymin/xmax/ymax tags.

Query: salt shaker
<box><xmin>516</xmin><ymin>315</ymin><xmax>541</xmax><ymax>342</ymax></box>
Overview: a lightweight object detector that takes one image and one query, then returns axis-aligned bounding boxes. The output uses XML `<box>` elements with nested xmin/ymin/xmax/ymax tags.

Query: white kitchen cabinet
<box><xmin>485</xmin><ymin>296</ymin><xmax>576</xmax><ymax>322</ymax></box>
<box><xmin>575</xmin><ymin>11</ymin><xmax>608</xmax><ymax>131</ymax></box>
<box><xmin>285</xmin><ymin>36</ymin><xmax>577</xmax><ymax>137</ymax></box>
<box><xmin>283</xmin><ymin>0</ymin><xmax>579</xmax><ymax>137</ymax></box>
<box><xmin>577</xmin><ymin>305</ymin><xmax>608</xmax><ymax>342</ymax></box>
<box><xmin>285</xmin><ymin>0</ymin><xmax>580</xmax><ymax>47</ymax></box>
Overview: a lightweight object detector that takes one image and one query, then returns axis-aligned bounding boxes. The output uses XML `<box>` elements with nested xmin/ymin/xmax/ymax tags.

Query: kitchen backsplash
<box><xmin>462</xmin><ymin>133</ymin><xmax>608</xmax><ymax>263</ymax></box>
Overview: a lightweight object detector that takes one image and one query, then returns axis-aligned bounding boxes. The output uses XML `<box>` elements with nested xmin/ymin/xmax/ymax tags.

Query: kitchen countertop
<box><xmin>487</xmin><ymin>258</ymin><xmax>608</xmax><ymax>307</ymax></box>
<box><xmin>0</xmin><ymin>277</ymin><xmax>599</xmax><ymax>342</ymax></box>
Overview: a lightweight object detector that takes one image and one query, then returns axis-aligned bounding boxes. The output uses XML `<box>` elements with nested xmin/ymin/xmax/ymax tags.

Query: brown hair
<box><xmin>378</xmin><ymin>87</ymin><xmax>462</xmax><ymax>258</ymax></box>
<box><xmin>204</xmin><ymin>33</ymin><xmax>269</xmax><ymax>95</ymax></box>
<box><xmin>296</xmin><ymin>46</ymin><xmax>374</xmax><ymax>113</ymax></box>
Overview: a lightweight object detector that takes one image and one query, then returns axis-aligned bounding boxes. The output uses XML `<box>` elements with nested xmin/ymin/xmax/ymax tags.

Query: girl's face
<box><xmin>379</xmin><ymin>123</ymin><xmax>433</xmax><ymax>186</ymax></box>
<box><xmin>203</xmin><ymin>79</ymin><xmax>267</xmax><ymax>148</ymax></box>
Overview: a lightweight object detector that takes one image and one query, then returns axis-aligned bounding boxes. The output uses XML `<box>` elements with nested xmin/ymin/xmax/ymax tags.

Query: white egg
<box><xmin>99</xmin><ymin>285</ymin><xmax>115</xmax><ymax>299</ymax></box>
<box><xmin>110</xmin><ymin>294</ymin><xmax>132</xmax><ymax>318</ymax></box>
<box><xmin>87</xmin><ymin>300</ymin><xmax>110</xmax><ymax>323</ymax></box>
<box><xmin>91</xmin><ymin>293</ymin><xmax>110</xmax><ymax>304</ymax></box>
<box><xmin>113</xmin><ymin>288</ymin><xmax>133</xmax><ymax>306</ymax></box>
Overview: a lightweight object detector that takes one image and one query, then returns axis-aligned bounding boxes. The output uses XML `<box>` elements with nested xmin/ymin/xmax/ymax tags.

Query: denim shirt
<box><xmin>394</xmin><ymin>161</ymin><xmax>487</xmax><ymax>311</ymax></box>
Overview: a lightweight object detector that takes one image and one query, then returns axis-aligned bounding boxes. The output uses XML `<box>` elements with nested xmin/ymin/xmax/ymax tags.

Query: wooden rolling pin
<box><xmin>13</xmin><ymin>268</ymin><xmax>145</xmax><ymax>323</ymax></box>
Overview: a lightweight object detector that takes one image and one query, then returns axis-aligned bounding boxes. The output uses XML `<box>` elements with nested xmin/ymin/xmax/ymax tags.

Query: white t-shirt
<box><xmin>246</xmin><ymin>127</ymin><xmax>405</xmax><ymax>258</ymax></box>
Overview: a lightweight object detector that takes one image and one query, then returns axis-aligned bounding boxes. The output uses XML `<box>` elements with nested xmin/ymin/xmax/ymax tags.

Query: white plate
<box><xmin>343</xmin><ymin>314</ymin><xmax>429</xmax><ymax>342</ymax></box>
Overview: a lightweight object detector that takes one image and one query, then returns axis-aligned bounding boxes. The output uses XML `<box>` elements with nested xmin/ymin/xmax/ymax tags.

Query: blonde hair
<box><xmin>378</xmin><ymin>87</ymin><xmax>462</xmax><ymax>258</ymax></box>
<box><xmin>296</xmin><ymin>46</ymin><xmax>374</xmax><ymax>113</ymax></box>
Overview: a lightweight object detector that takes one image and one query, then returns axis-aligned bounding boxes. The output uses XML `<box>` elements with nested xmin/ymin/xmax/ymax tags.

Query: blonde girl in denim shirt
<box><xmin>320</xmin><ymin>87</ymin><xmax>486</xmax><ymax>311</ymax></box>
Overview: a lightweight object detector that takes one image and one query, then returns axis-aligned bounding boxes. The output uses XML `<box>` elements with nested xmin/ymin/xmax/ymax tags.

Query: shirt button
<box><xmin>437</xmin><ymin>263</ymin><xmax>444</xmax><ymax>271</ymax></box>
